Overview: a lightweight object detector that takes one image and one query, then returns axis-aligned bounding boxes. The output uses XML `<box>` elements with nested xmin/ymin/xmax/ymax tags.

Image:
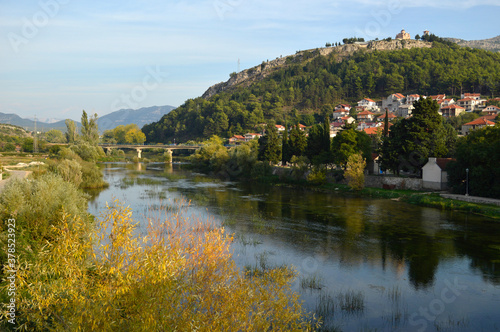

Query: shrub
<box><xmin>344</xmin><ymin>153</ymin><xmax>366</xmax><ymax>191</ymax></box>
<box><xmin>6</xmin><ymin>199</ymin><xmax>318</xmax><ymax>331</ymax></box>
<box><xmin>80</xmin><ymin>161</ymin><xmax>108</xmax><ymax>189</ymax></box>
<box><xmin>0</xmin><ymin>173</ymin><xmax>90</xmax><ymax>270</ymax></box>
<box><xmin>57</xmin><ymin>159</ymin><xmax>83</xmax><ymax>187</ymax></box>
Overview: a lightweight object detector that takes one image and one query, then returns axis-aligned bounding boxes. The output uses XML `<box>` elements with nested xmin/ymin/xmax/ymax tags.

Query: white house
<box><xmin>382</xmin><ymin>93</ymin><xmax>406</xmax><ymax>113</ymax></box>
<box><xmin>358</xmin><ymin>98</ymin><xmax>377</xmax><ymax>110</ymax></box>
<box><xmin>483</xmin><ymin>105</ymin><xmax>500</xmax><ymax>115</ymax></box>
<box><xmin>406</xmin><ymin>94</ymin><xmax>420</xmax><ymax>105</ymax></box>
<box><xmin>422</xmin><ymin>157</ymin><xmax>455</xmax><ymax>190</ymax></box>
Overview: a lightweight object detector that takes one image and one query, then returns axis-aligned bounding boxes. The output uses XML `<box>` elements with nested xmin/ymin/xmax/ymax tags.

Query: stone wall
<box><xmin>365</xmin><ymin>175</ymin><xmax>423</xmax><ymax>191</ymax></box>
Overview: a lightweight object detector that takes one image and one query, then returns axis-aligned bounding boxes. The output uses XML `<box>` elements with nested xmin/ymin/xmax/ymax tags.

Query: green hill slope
<box><xmin>143</xmin><ymin>40</ymin><xmax>500</xmax><ymax>143</ymax></box>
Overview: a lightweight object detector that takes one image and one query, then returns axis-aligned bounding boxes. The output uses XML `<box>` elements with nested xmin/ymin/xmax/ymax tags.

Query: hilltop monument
<box><xmin>396</xmin><ymin>29</ymin><xmax>411</xmax><ymax>40</ymax></box>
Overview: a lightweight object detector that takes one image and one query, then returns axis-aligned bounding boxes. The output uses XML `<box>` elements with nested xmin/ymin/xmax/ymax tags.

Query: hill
<box><xmin>143</xmin><ymin>39</ymin><xmax>500</xmax><ymax>143</ymax></box>
<box><xmin>0</xmin><ymin>123</ymin><xmax>30</xmax><ymax>137</ymax></box>
<box><xmin>0</xmin><ymin>105</ymin><xmax>175</xmax><ymax>133</ymax></box>
<box><xmin>0</xmin><ymin>112</ymin><xmax>69</xmax><ymax>132</ymax></box>
<box><xmin>97</xmin><ymin>105</ymin><xmax>175</xmax><ymax>132</ymax></box>
<box><xmin>446</xmin><ymin>35</ymin><xmax>500</xmax><ymax>53</ymax></box>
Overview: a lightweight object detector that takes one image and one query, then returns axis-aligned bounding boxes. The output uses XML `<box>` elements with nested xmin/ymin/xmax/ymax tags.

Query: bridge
<box><xmin>98</xmin><ymin>144</ymin><xmax>202</xmax><ymax>159</ymax></box>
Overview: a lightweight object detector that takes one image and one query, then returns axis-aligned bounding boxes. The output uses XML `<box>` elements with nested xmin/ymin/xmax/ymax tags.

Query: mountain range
<box><xmin>446</xmin><ymin>35</ymin><xmax>500</xmax><ymax>52</ymax></box>
<box><xmin>0</xmin><ymin>105</ymin><xmax>175</xmax><ymax>133</ymax></box>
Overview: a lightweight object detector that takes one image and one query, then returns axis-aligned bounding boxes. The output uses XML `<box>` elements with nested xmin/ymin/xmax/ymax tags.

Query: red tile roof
<box><xmin>441</xmin><ymin>105</ymin><xmax>465</xmax><ymax>110</ymax></box>
<box><xmin>377</xmin><ymin>112</ymin><xmax>397</xmax><ymax>119</ymax></box>
<box><xmin>393</xmin><ymin>93</ymin><xmax>405</xmax><ymax>99</ymax></box>
<box><xmin>358</xmin><ymin>110</ymin><xmax>375</xmax><ymax>115</ymax></box>
<box><xmin>436</xmin><ymin>158</ymin><xmax>455</xmax><ymax>170</ymax></box>
<box><xmin>361</xmin><ymin>98</ymin><xmax>376</xmax><ymax>103</ymax></box>
<box><xmin>363</xmin><ymin>127</ymin><xmax>382</xmax><ymax>135</ymax></box>
<box><xmin>464</xmin><ymin>118</ymin><xmax>495</xmax><ymax>126</ymax></box>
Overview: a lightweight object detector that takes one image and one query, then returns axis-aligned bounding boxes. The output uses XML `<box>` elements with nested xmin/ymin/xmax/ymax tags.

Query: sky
<box><xmin>0</xmin><ymin>0</ymin><xmax>499</xmax><ymax>122</ymax></box>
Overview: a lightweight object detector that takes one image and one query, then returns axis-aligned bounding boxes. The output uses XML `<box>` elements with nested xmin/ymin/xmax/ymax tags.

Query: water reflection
<box><xmin>88</xmin><ymin>163</ymin><xmax>500</xmax><ymax>332</ymax></box>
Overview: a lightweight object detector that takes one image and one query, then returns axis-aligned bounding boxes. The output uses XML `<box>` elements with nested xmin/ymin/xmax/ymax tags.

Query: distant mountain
<box><xmin>446</xmin><ymin>35</ymin><xmax>500</xmax><ymax>52</ymax></box>
<box><xmin>0</xmin><ymin>112</ymin><xmax>70</xmax><ymax>132</ymax></box>
<box><xmin>0</xmin><ymin>105</ymin><xmax>176</xmax><ymax>133</ymax></box>
<box><xmin>97</xmin><ymin>105</ymin><xmax>176</xmax><ymax>132</ymax></box>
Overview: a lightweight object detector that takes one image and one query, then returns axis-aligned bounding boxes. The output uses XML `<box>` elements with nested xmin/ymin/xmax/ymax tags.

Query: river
<box><xmin>88</xmin><ymin>162</ymin><xmax>500</xmax><ymax>332</ymax></box>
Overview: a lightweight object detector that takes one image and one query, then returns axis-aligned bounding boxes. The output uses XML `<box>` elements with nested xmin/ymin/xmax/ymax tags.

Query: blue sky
<box><xmin>1</xmin><ymin>0</ymin><xmax>499</xmax><ymax>121</ymax></box>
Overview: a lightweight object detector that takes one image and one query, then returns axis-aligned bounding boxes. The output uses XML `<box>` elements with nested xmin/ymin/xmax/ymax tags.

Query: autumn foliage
<box><xmin>3</xmin><ymin>198</ymin><xmax>317</xmax><ymax>331</ymax></box>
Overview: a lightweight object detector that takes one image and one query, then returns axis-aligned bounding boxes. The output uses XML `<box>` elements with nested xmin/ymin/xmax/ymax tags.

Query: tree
<box><xmin>344</xmin><ymin>153</ymin><xmax>366</xmax><ymax>191</ymax></box>
<box><xmin>415</xmin><ymin>34</ymin><xmax>421</xmax><ymax>40</ymax></box>
<box><xmin>381</xmin><ymin>98</ymin><xmax>454</xmax><ymax>175</ymax></box>
<box><xmin>258</xmin><ymin>121</ymin><xmax>281</xmax><ymax>164</ymax></box>
<box><xmin>281</xmin><ymin>124</ymin><xmax>291</xmax><ymax>164</ymax></box>
<box><xmin>45</xmin><ymin>129</ymin><xmax>66</xmax><ymax>143</ymax></box>
<box><xmin>288</xmin><ymin>124</ymin><xmax>307</xmax><ymax>158</ymax></box>
<box><xmin>447</xmin><ymin>124</ymin><xmax>500</xmax><ymax>198</ymax></box>
<box><xmin>332</xmin><ymin>128</ymin><xmax>371</xmax><ymax>168</ymax></box>
<box><xmin>383</xmin><ymin>109</ymin><xmax>389</xmax><ymax>137</ymax></box>
<box><xmin>65</xmin><ymin>119</ymin><xmax>78</xmax><ymax>143</ymax></box>
<box><xmin>80</xmin><ymin>110</ymin><xmax>99</xmax><ymax>144</ymax></box>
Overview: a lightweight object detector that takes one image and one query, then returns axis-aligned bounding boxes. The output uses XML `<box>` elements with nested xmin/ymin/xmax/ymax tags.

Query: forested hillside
<box><xmin>143</xmin><ymin>41</ymin><xmax>500</xmax><ymax>143</ymax></box>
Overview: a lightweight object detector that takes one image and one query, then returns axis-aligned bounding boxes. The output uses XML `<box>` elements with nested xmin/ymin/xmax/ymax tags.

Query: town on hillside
<box><xmin>229</xmin><ymin>92</ymin><xmax>500</xmax><ymax>144</ymax></box>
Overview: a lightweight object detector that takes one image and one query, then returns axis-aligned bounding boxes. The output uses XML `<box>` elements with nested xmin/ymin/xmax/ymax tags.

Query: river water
<box><xmin>88</xmin><ymin>163</ymin><xmax>500</xmax><ymax>332</ymax></box>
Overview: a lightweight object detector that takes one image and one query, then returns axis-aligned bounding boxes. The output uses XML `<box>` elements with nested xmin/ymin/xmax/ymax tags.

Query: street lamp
<box><xmin>465</xmin><ymin>168</ymin><xmax>469</xmax><ymax>197</ymax></box>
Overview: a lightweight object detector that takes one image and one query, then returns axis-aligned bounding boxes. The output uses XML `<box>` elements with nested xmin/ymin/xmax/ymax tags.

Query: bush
<box><xmin>307</xmin><ymin>166</ymin><xmax>327</xmax><ymax>185</ymax></box>
<box><xmin>80</xmin><ymin>161</ymin><xmax>108</xmax><ymax>189</ymax></box>
<box><xmin>0</xmin><ymin>173</ymin><xmax>90</xmax><ymax>269</ymax></box>
<box><xmin>344</xmin><ymin>153</ymin><xmax>366</xmax><ymax>191</ymax></box>
<box><xmin>70</xmin><ymin>142</ymin><xmax>105</xmax><ymax>162</ymax></box>
<box><xmin>6</xmin><ymin>199</ymin><xmax>318</xmax><ymax>331</ymax></box>
<box><xmin>57</xmin><ymin>159</ymin><xmax>83</xmax><ymax>187</ymax></box>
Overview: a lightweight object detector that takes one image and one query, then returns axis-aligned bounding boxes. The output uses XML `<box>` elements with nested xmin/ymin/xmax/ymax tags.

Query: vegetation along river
<box><xmin>88</xmin><ymin>162</ymin><xmax>500</xmax><ymax>332</ymax></box>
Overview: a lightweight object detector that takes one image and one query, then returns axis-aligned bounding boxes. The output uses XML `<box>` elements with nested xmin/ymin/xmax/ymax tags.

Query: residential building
<box><xmin>441</xmin><ymin>105</ymin><xmax>465</xmax><ymax>118</ymax></box>
<box><xmin>461</xmin><ymin>117</ymin><xmax>495</xmax><ymax>135</ymax></box>
<box><xmin>376</xmin><ymin>112</ymin><xmax>397</xmax><ymax>122</ymax></box>
<box><xmin>244</xmin><ymin>133</ymin><xmax>262</xmax><ymax>141</ymax></box>
<box><xmin>422</xmin><ymin>158</ymin><xmax>455</xmax><ymax>190</ymax></box>
<box><xmin>461</xmin><ymin>93</ymin><xmax>481</xmax><ymax>100</ymax></box>
<box><xmin>482</xmin><ymin>105</ymin><xmax>500</xmax><ymax>115</ymax></box>
<box><xmin>396</xmin><ymin>104</ymin><xmax>414</xmax><ymax>118</ymax></box>
<box><xmin>332</xmin><ymin>108</ymin><xmax>349</xmax><ymax>119</ymax></box>
<box><xmin>457</xmin><ymin>98</ymin><xmax>481</xmax><ymax>112</ymax></box>
<box><xmin>357</xmin><ymin>98</ymin><xmax>377</xmax><ymax>110</ymax></box>
<box><xmin>275</xmin><ymin>125</ymin><xmax>286</xmax><ymax>132</ymax></box>
<box><xmin>335</xmin><ymin>104</ymin><xmax>351</xmax><ymax>111</ymax></box>
<box><xmin>357</xmin><ymin>110</ymin><xmax>376</xmax><ymax>122</ymax></box>
<box><xmin>406</xmin><ymin>94</ymin><xmax>420</xmax><ymax>105</ymax></box>
<box><xmin>229</xmin><ymin>135</ymin><xmax>246</xmax><ymax>144</ymax></box>
<box><xmin>382</xmin><ymin>93</ymin><xmax>406</xmax><ymax>113</ymax></box>
<box><xmin>340</xmin><ymin>116</ymin><xmax>355</xmax><ymax>124</ymax></box>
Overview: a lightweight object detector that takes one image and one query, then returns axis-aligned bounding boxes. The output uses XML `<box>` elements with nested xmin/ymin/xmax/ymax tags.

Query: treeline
<box><xmin>143</xmin><ymin>42</ymin><xmax>500</xmax><ymax>143</ymax></box>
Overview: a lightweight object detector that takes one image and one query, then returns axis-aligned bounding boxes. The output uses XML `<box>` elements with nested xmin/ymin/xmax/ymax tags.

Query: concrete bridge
<box><xmin>98</xmin><ymin>143</ymin><xmax>202</xmax><ymax>159</ymax></box>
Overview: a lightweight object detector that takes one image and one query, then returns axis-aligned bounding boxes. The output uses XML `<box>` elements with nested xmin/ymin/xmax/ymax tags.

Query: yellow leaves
<box><xmin>10</xmin><ymin>198</ymin><xmax>316</xmax><ymax>331</ymax></box>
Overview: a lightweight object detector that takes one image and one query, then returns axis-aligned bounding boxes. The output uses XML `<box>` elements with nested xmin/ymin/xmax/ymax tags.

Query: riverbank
<box><xmin>253</xmin><ymin>174</ymin><xmax>500</xmax><ymax>220</ymax></box>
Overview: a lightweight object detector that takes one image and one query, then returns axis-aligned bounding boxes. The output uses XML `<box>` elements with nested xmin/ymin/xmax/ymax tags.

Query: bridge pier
<box><xmin>136</xmin><ymin>148</ymin><xmax>142</xmax><ymax>159</ymax></box>
<box><xmin>105</xmin><ymin>147</ymin><xmax>114</xmax><ymax>155</ymax></box>
<box><xmin>165</xmin><ymin>149</ymin><xmax>173</xmax><ymax>163</ymax></box>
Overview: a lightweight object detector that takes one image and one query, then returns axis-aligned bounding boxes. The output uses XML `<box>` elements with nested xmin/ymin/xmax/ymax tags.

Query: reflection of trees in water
<box><xmin>177</xmin><ymin>175</ymin><xmax>500</xmax><ymax>288</ymax></box>
<box><xmin>454</xmin><ymin>235</ymin><xmax>500</xmax><ymax>285</ymax></box>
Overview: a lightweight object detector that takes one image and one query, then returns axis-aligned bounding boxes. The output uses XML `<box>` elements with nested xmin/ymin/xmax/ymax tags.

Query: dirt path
<box><xmin>0</xmin><ymin>170</ymin><xmax>32</xmax><ymax>193</ymax></box>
